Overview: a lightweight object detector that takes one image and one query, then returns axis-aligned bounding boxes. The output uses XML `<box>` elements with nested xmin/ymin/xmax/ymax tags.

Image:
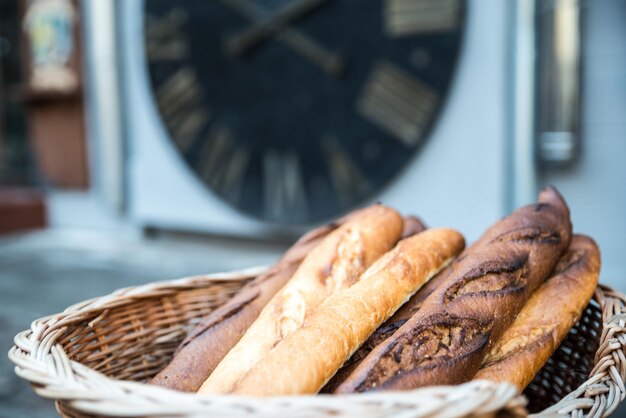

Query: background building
<box><xmin>0</xmin><ymin>0</ymin><xmax>624</xmax><ymax>416</ymax></box>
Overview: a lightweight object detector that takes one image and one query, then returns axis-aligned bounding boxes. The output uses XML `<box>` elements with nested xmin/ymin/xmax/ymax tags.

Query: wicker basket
<box><xmin>8</xmin><ymin>266</ymin><xmax>626</xmax><ymax>418</ymax></box>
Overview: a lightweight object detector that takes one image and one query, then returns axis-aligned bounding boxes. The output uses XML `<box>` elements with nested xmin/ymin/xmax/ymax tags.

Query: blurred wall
<box><xmin>110</xmin><ymin>0</ymin><xmax>624</xmax><ymax>287</ymax></box>
<box><xmin>539</xmin><ymin>0</ymin><xmax>626</xmax><ymax>289</ymax></box>
<box><xmin>120</xmin><ymin>0</ymin><xmax>509</xmax><ymax>241</ymax></box>
<box><xmin>376</xmin><ymin>0</ymin><xmax>507</xmax><ymax>240</ymax></box>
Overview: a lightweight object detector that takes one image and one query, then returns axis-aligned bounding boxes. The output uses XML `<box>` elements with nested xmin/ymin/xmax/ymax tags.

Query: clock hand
<box><xmin>225</xmin><ymin>0</ymin><xmax>331</xmax><ymax>56</ymax></box>
<box><xmin>217</xmin><ymin>0</ymin><xmax>344</xmax><ymax>77</ymax></box>
<box><xmin>278</xmin><ymin>28</ymin><xmax>344</xmax><ymax>76</ymax></box>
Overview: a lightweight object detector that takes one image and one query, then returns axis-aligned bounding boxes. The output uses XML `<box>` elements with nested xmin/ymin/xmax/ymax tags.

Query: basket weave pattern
<box><xmin>8</xmin><ymin>267</ymin><xmax>626</xmax><ymax>418</ymax></box>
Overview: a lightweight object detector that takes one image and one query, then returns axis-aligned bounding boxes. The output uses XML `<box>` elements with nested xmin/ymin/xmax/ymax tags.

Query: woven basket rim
<box><xmin>8</xmin><ymin>267</ymin><xmax>626</xmax><ymax>418</ymax></box>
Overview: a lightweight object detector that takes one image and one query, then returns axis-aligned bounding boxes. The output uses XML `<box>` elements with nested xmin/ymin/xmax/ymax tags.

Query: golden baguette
<box><xmin>198</xmin><ymin>204</ymin><xmax>403</xmax><ymax>394</ymax></box>
<box><xmin>149</xmin><ymin>213</ymin><xmax>349</xmax><ymax>392</ymax></box>
<box><xmin>474</xmin><ymin>235</ymin><xmax>600</xmax><ymax>389</ymax></box>
<box><xmin>230</xmin><ymin>228</ymin><xmax>465</xmax><ymax>396</ymax></box>
<box><xmin>322</xmin><ymin>260</ymin><xmax>446</xmax><ymax>393</ymax></box>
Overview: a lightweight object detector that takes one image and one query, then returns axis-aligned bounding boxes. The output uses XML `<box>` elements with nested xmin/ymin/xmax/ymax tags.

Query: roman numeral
<box><xmin>323</xmin><ymin>138</ymin><xmax>369</xmax><ymax>206</ymax></box>
<box><xmin>155</xmin><ymin>67</ymin><xmax>210</xmax><ymax>152</ymax></box>
<box><xmin>357</xmin><ymin>60</ymin><xmax>438</xmax><ymax>146</ymax></box>
<box><xmin>197</xmin><ymin>126</ymin><xmax>250</xmax><ymax>203</ymax></box>
<box><xmin>145</xmin><ymin>8</ymin><xmax>190</xmax><ymax>61</ymax></box>
<box><xmin>263</xmin><ymin>150</ymin><xmax>308</xmax><ymax>221</ymax></box>
<box><xmin>384</xmin><ymin>0</ymin><xmax>461</xmax><ymax>38</ymax></box>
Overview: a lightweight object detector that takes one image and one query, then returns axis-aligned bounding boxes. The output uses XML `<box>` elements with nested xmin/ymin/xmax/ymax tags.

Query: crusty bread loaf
<box><xmin>322</xmin><ymin>260</ymin><xmax>447</xmax><ymax>393</ymax></box>
<box><xmin>230</xmin><ymin>228</ymin><xmax>465</xmax><ymax>396</ymax></box>
<box><xmin>400</xmin><ymin>216</ymin><xmax>427</xmax><ymax>239</ymax></box>
<box><xmin>150</xmin><ymin>213</ymin><xmax>422</xmax><ymax>392</ymax></box>
<box><xmin>334</xmin><ymin>186</ymin><xmax>573</xmax><ymax>393</ymax></box>
<box><xmin>149</xmin><ymin>218</ymin><xmax>345</xmax><ymax>392</ymax></box>
<box><xmin>198</xmin><ymin>205</ymin><xmax>404</xmax><ymax>394</ymax></box>
<box><xmin>322</xmin><ymin>216</ymin><xmax>432</xmax><ymax>394</ymax></box>
<box><xmin>474</xmin><ymin>235</ymin><xmax>600</xmax><ymax>389</ymax></box>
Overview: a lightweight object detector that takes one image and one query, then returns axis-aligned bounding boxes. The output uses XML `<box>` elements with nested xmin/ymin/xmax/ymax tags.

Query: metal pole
<box><xmin>506</xmin><ymin>0</ymin><xmax>538</xmax><ymax>211</ymax></box>
<box><xmin>81</xmin><ymin>0</ymin><xmax>125</xmax><ymax>212</ymax></box>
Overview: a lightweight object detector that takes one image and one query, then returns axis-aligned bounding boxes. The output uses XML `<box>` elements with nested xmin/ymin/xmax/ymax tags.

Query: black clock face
<box><xmin>144</xmin><ymin>0</ymin><xmax>465</xmax><ymax>223</ymax></box>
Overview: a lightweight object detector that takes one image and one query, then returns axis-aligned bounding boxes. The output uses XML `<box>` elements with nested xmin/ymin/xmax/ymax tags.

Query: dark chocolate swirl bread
<box><xmin>333</xmin><ymin>186</ymin><xmax>572</xmax><ymax>393</ymax></box>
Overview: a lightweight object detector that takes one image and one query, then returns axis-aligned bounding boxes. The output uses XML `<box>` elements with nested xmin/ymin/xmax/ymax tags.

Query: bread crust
<box><xmin>198</xmin><ymin>205</ymin><xmax>403</xmax><ymax>394</ymax></box>
<box><xmin>322</xmin><ymin>260</ymin><xmax>447</xmax><ymax>393</ymax></box>
<box><xmin>149</xmin><ymin>217</ymin><xmax>344</xmax><ymax>391</ymax></box>
<box><xmin>474</xmin><ymin>235</ymin><xmax>600</xmax><ymax>389</ymax></box>
<box><xmin>321</xmin><ymin>215</ymin><xmax>428</xmax><ymax>392</ymax></box>
<box><xmin>400</xmin><ymin>216</ymin><xmax>427</xmax><ymax>239</ymax></box>
<box><xmin>231</xmin><ymin>228</ymin><xmax>465</xmax><ymax>395</ymax></box>
<box><xmin>334</xmin><ymin>187</ymin><xmax>573</xmax><ymax>393</ymax></box>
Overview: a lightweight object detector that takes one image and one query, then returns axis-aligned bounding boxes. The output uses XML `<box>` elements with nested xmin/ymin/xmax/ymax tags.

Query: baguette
<box><xmin>474</xmin><ymin>235</ymin><xmax>600</xmax><ymax>389</ymax></box>
<box><xmin>401</xmin><ymin>216</ymin><xmax>427</xmax><ymax>239</ymax></box>
<box><xmin>199</xmin><ymin>204</ymin><xmax>404</xmax><ymax>394</ymax></box>
<box><xmin>322</xmin><ymin>217</ymin><xmax>433</xmax><ymax>393</ymax></box>
<box><xmin>334</xmin><ymin>186</ymin><xmax>573</xmax><ymax>393</ymax></box>
<box><xmin>231</xmin><ymin>228</ymin><xmax>465</xmax><ymax>395</ymax></box>
<box><xmin>149</xmin><ymin>218</ymin><xmax>344</xmax><ymax>391</ymax></box>
<box><xmin>151</xmin><ymin>213</ymin><xmax>422</xmax><ymax>392</ymax></box>
<box><xmin>322</xmin><ymin>261</ymin><xmax>446</xmax><ymax>392</ymax></box>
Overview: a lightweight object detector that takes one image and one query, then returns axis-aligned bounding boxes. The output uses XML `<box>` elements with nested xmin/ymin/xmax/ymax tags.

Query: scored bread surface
<box><xmin>149</xmin><ymin>215</ymin><xmax>345</xmax><ymax>391</ymax></box>
<box><xmin>323</xmin><ymin>260</ymin><xmax>448</xmax><ymax>392</ymax></box>
<box><xmin>198</xmin><ymin>204</ymin><xmax>403</xmax><ymax>394</ymax></box>
<box><xmin>334</xmin><ymin>186</ymin><xmax>573</xmax><ymax>393</ymax></box>
<box><xmin>232</xmin><ymin>228</ymin><xmax>465</xmax><ymax>395</ymax></box>
<box><xmin>474</xmin><ymin>235</ymin><xmax>600</xmax><ymax>389</ymax></box>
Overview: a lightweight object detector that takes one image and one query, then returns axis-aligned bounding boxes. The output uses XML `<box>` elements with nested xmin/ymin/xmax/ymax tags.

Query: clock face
<box><xmin>144</xmin><ymin>0</ymin><xmax>465</xmax><ymax>223</ymax></box>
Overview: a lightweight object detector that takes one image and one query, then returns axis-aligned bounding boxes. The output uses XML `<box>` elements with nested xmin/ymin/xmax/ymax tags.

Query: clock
<box><xmin>144</xmin><ymin>0</ymin><xmax>465</xmax><ymax>224</ymax></box>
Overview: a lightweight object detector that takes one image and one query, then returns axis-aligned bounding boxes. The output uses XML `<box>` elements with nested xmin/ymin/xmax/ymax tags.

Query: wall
<box><xmin>119</xmin><ymin>0</ymin><xmax>508</xmax><ymax>242</ymax></box>
<box><xmin>539</xmin><ymin>0</ymin><xmax>626</xmax><ymax>290</ymax></box>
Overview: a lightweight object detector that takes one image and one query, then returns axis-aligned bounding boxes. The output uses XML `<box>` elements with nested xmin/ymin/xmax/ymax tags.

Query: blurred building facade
<box><xmin>0</xmin><ymin>0</ymin><xmax>624</xmax><ymax>288</ymax></box>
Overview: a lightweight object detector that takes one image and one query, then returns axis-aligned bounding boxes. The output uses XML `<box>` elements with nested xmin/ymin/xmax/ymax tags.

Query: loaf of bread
<box><xmin>229</xmin><ymin>228</ymin><xmax>465</xmax><ymax>395</ymax></box>
<box><xmin>334</xmin><ymin>186</ymin><xmax>572</xmax><ymax>393</ymax></box>
<box><xmin>474</xmin><ymin>235</ymin><xmax>600</xmax><ymax>389</ymax></box>
<box><xmin>150</xmin><ymin>212</ymin><xmax>422</xmax><ymax>392</ymax></box>
<box><xmin>198</xmin><ymin>205</ymin><xmax>404</xmax><ymax>394</ymax></box>
<box><xmin>322</xmin><ymin>216</ymin><xmax>433</xmax><ymax>393</ymax></box>
<box><xmin>322</xmin><ymin>260</ymin><xmax>447</xmax><ymax>393</ymax></box>
<box><xmin>401</xmin><ymin>216</ymin><xmax>427</xmax><ymax>239</ymax></box>
<box><xmin>149</xmin><ymin>217</ymin><xmax>348</xmax><ymax>391</ymax></box>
